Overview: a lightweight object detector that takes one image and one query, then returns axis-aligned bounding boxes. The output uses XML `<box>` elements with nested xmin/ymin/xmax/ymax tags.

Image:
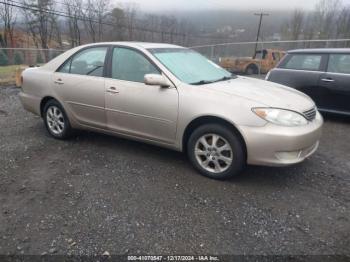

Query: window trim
<box><xmin>325</xmin><ymin>53</ymin><xmax>350</xmax><ymax>75</ymax></box>
<box><xmin>56</xmin><ymin>44</ymin><xmax>111</xmax><ymax>77</ymax></box>
<box><xmin>278</xmin><ymin>53</ymin><xmax>328</xmax><ymax>72</ymax></box>
<box><xmin>56</xmin><ymin>44</ymin><xmax>176</xmax><ymax>87</ymax></box>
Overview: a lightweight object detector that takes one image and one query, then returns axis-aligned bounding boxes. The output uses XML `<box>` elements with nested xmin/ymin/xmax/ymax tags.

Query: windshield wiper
<box><xmin>191</xmin><ymin>75</ymin><xmax>236</xmax><ymax>85</ymax></box>
<box><xmin>212</xmin><ymin>75</ymin><xmax>236</xmax><ymax>83</ymax></box>
<box><xmin>190</xmin><ymin>80</ymin><xmax>214</xmax><ymax>85</ymax></box>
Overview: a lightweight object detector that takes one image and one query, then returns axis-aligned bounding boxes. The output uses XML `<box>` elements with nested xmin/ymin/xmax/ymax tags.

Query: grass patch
<box><xmin>0</xmin><ymin>65</ymin><xmax>27</xmax><ymax>86</ymax></box>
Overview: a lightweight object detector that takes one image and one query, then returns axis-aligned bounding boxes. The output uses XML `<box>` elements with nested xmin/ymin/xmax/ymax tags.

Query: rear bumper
<box><xmin>19</xmin><ymin>92</ymin><xmax>41</xmax><ymax>116</ymax></box>
<box><xmin>241</xmin><ymin>111</ymin><xmax>323</xmax><ymax>166</ymax></box>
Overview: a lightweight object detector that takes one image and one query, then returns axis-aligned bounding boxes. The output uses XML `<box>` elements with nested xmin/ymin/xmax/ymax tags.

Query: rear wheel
<box><xmin>187</xmin><ymin>124</ymin><xmax>246</xmax><ymax>180</ymax></box>
<box><xmin>43</xmin><ymin>100</ymin><xmax>73</xmax><ymax>139</ymax></box>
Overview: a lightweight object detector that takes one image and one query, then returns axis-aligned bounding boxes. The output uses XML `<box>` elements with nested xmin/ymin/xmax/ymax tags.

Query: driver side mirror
<box><xmin>144</xmin><ymin>74</ymin><xmax>171</xmax><ymax>88</ymax></box>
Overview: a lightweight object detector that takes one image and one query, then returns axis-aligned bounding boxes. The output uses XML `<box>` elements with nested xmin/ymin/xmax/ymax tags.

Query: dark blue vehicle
<box><xmin>267</xmin><ymin>48</ymin><xmax>350</xmax><ymax>115</ymax></box>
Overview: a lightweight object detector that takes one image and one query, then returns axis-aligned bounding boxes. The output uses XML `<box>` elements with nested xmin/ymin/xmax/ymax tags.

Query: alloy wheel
<box><xmin>194</xmin><ymin>133</ymin><xmax>233</xmax><ymax>174</ymax></box>
<box><xmin>46</xmin><ymin>106</ymin><xmax>65</xmax><ymax>135</ymax></box>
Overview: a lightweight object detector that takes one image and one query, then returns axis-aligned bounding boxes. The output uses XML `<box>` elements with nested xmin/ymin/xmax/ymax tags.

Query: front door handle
<box><xmin>54</xmin><ymin>78</ymin><xmax>64</xmax><ymax>85</ymax></box>
<box><xmin>106</xmin><ymin>86</ymin><xmax>119</xmax><ymax>94</ymax></box>
<box><xmin>321</xmin><ymin>78</ymin><xmax>335</xmax><ymax>83</ymax></box>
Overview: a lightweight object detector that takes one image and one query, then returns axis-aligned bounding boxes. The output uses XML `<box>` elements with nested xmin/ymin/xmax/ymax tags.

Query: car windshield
<box><xmin>149</xmin><ymin>48</ymin><xmax>235</xmax><ymax>85</ymax></box>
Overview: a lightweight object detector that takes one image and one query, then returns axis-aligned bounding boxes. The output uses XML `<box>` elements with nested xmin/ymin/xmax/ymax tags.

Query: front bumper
<box><xmin>240</xmin><ymin>111</ymin><xmax>323</xmax><ymax>166</ymax></box>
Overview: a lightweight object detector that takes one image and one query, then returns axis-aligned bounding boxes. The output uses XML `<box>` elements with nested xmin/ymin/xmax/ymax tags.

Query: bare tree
<box><xmin>5</xmin><ymin>0</ymin><xmax>227</xmax><ymax>50</ymax></box>
<box><xmin>160</xmin><ymin>15</ymin><xmax>169</xmax><ymax>42</ymax></box>
<box><xmin>167</xmin><ymin>16</ymin><xmax>178</xmax><ymax>44</ymax></box>
<box><xmin>21</xmin><ymin>0</ymin><xmax>59</xmax><ymax>60</ymax></box>
<box><xmin>314</xmin><ymin>0</ymin><xmax>342</xmax><ymax>40</ymax></box>
<box><xmin>64</xmin><ymin>0</ymin><xmax>83</xmax><ymax>47</ymax></box>
<box><xmin>0</xmin><ymin>0</ymin><xmax>17</xmax><ymax>48</ymax></box>
<box><xmin>289</xmin><ymin>9</ymin><xmax>304</xmax><ymax>41</ymax></box>
<box><xmin>336</xmin><ymin>7</ymin><xmax>350</xmax><ymax>46</ymax></box>
<box><xmin>302</xmin><ymin>13</ymin><xmax>317</xmax><ymax>47</ymax></box>
<box><xmin>96</xmin><ymin>0</ymin><xmax>109</xmax><ymax>41</ymax></box>
<box><xmin>82</xmin><ymin>0</ymin><xmax>110</xmax><ymax>42</ymax></box>
<box><xmin>123</xmin><ymin>4</ymin><xmax>138</xmax><ymax>41</ymax></box>
<box><xmin>178</xmin><ymin>19</ymin><xmax>193</xmax><ymax>46</ymax></box>
<box><xmin>50</xmin><ymin>13</ymin><xmax>62</xmax><ymax>48</ymax></box>
<box><xmin>83</xmin><ymin>0</ymin><xmax>97</xmax><ymax>42</ymax></box>
<box><xmin>281</xmin><ymin>0</ymin><xmax>350</xmax><ymax>48</ymax></box>
<box><xmin>144</xmin><ymin>14</ymin><xmax>159</xmax><ymax>42</ymax></box>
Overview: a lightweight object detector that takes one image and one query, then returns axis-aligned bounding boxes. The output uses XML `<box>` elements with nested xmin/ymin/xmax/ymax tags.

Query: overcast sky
<box><xmin>116</xmin><ymin>0</ymin><xmax>325</xmax><ymax>11</ymax></box>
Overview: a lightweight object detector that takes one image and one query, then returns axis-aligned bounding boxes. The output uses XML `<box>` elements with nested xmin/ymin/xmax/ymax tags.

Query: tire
<box><xmin>43</xmin><ymin>99</ymin><xmax>73</xmax><ymax>139</ymax></box>
<box><xmin>245</xmin><ymin>65</ymin><xmax>258</xmax><ymax>75</ymax></box>
<box><xmin>187</xmin><ymin>124</ymin><xmax>246</xmax><ymax>180</ymax></box>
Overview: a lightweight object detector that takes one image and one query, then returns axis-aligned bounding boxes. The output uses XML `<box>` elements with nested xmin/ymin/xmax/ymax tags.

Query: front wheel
<box><xmin>187</xmin><ymin>124</ymin><xmax>246</xmax><ymax>180</ymax></box>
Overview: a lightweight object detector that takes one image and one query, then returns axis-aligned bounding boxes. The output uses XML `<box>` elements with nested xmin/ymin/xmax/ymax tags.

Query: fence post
<box><xmin>210</xmin><ymin>46</ymin><xmax>214</xmax><ymax>61</ymax></box>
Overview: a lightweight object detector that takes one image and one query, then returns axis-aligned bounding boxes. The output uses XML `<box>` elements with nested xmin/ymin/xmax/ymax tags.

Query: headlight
<box><xmin>252</xmin><ymin>108</ymin><xmax>308</xmax><ymax>126</ymax></box>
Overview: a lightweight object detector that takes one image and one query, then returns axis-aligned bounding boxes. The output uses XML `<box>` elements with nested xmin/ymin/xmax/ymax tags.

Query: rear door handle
<box><xmin>106</xmin><ymin>86</ymin><xmax>119</xmax><ymax>94</ymax></box>
<box><xmin>321</xmin><ymin>78</ymin><xmax>335</xmax><ymax>83</ymax></box>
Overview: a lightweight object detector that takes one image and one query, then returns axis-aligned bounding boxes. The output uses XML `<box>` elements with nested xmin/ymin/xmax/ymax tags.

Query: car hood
<box><xmin>202</xmin><ymin>76</ymin><xmax>315</xmax><ymax>112</ymax></box>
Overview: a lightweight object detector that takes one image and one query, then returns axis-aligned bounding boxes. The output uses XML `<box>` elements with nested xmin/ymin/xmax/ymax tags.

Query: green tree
<box><xmin>0</xmin><ymin>51</ymin><xmax>9</xmax><ymax>66</ymax></box>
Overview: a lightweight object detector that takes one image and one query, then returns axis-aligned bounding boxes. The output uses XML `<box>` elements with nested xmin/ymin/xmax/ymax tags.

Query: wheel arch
<box><xmin>182</xmin><ymin>115</ymin><xmax>247</xmax><ymax>158</ymax></box>
<box><xmin>245</xmin><ymin>63</ymin><xmax>259</xmax><ymax>74</ymax></box>
<box><xmin>40</xmin><ymin>96</ymin><xmax>58</xmax><ymax>117</ymax></box>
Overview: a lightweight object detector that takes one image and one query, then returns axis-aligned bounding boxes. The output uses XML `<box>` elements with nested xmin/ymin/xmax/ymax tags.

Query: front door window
<box><xmin>111</xmin><ymin>47</ymin><xmax>160</xmax><ymax>83</ymax></box>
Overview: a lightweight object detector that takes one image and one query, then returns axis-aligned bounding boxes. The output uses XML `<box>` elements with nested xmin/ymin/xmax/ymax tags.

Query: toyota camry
<box><xmin>19</xmin><ymin>42</ymin><xmax>323</xmax><ymax>179</ymax></box>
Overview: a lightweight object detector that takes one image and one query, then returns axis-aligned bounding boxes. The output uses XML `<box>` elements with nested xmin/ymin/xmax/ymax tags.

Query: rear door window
<box><xmin>327</xmin><ymin>54</ymin><xmax>350</xmax><ymax>74</ymax></box>
<box><xmin>282</xmin><ymin>54</ymin><xmax>322</xmax><ymax>71</ymax></box>
<box><xmin>59</xmin><ymin>47</ymin><xmax>108</xmax><ymax>77</ymax></box>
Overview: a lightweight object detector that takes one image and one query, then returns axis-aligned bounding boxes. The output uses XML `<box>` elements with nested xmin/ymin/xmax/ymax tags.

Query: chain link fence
<box><xmin>1</xmin><ymin>39</ymin><xmax>350</xmax><ymax>86</ymax></box>
<box><xmin>0</xmin><ymin>48</ymin><xmax>65</xmax><ymax>86</ymax></box>
<box><xmin>191</xmin><ymin>39</ymin><xmax>350</xmax><ymax>61</ymax></box>
<box><xmin>0</xmin><ymin>48</ymin><xmax>65</xmax><ymax>67</ymax></box>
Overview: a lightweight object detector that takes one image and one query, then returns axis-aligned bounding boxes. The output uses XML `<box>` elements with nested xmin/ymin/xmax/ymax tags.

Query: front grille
<box><xmin>303</xmin><ymin>107</ymin><xmax>317</xmax><ymax>122</ymax></box>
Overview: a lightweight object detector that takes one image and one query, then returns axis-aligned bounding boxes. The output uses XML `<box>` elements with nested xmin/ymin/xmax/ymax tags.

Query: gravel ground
<box><xmin>0</xmin><ymin>86</ymin><xmax>349</xmax><ymax>256</ymax></box>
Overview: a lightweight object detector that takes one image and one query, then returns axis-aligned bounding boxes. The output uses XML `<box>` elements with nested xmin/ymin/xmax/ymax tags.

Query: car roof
<box><xmin>79</xmin><ymin>41</ymin><xmax>185</xmax><ymax>50</ymax></box>
<box><xmin>288</xmin><ymin>48</ymin><xmax>350</xmax><ymax>54</ymax></box>
<box><xmin>42</xmin><ymin>41</ymin><xmax>187</xmax><ymax>72</ymax></box>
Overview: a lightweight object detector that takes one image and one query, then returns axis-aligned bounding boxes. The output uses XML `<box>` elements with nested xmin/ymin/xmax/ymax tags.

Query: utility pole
<box><xmin>253</xmin><ymin>12</ymin><xmax>269</xmax><ymax>58</ymax></box>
